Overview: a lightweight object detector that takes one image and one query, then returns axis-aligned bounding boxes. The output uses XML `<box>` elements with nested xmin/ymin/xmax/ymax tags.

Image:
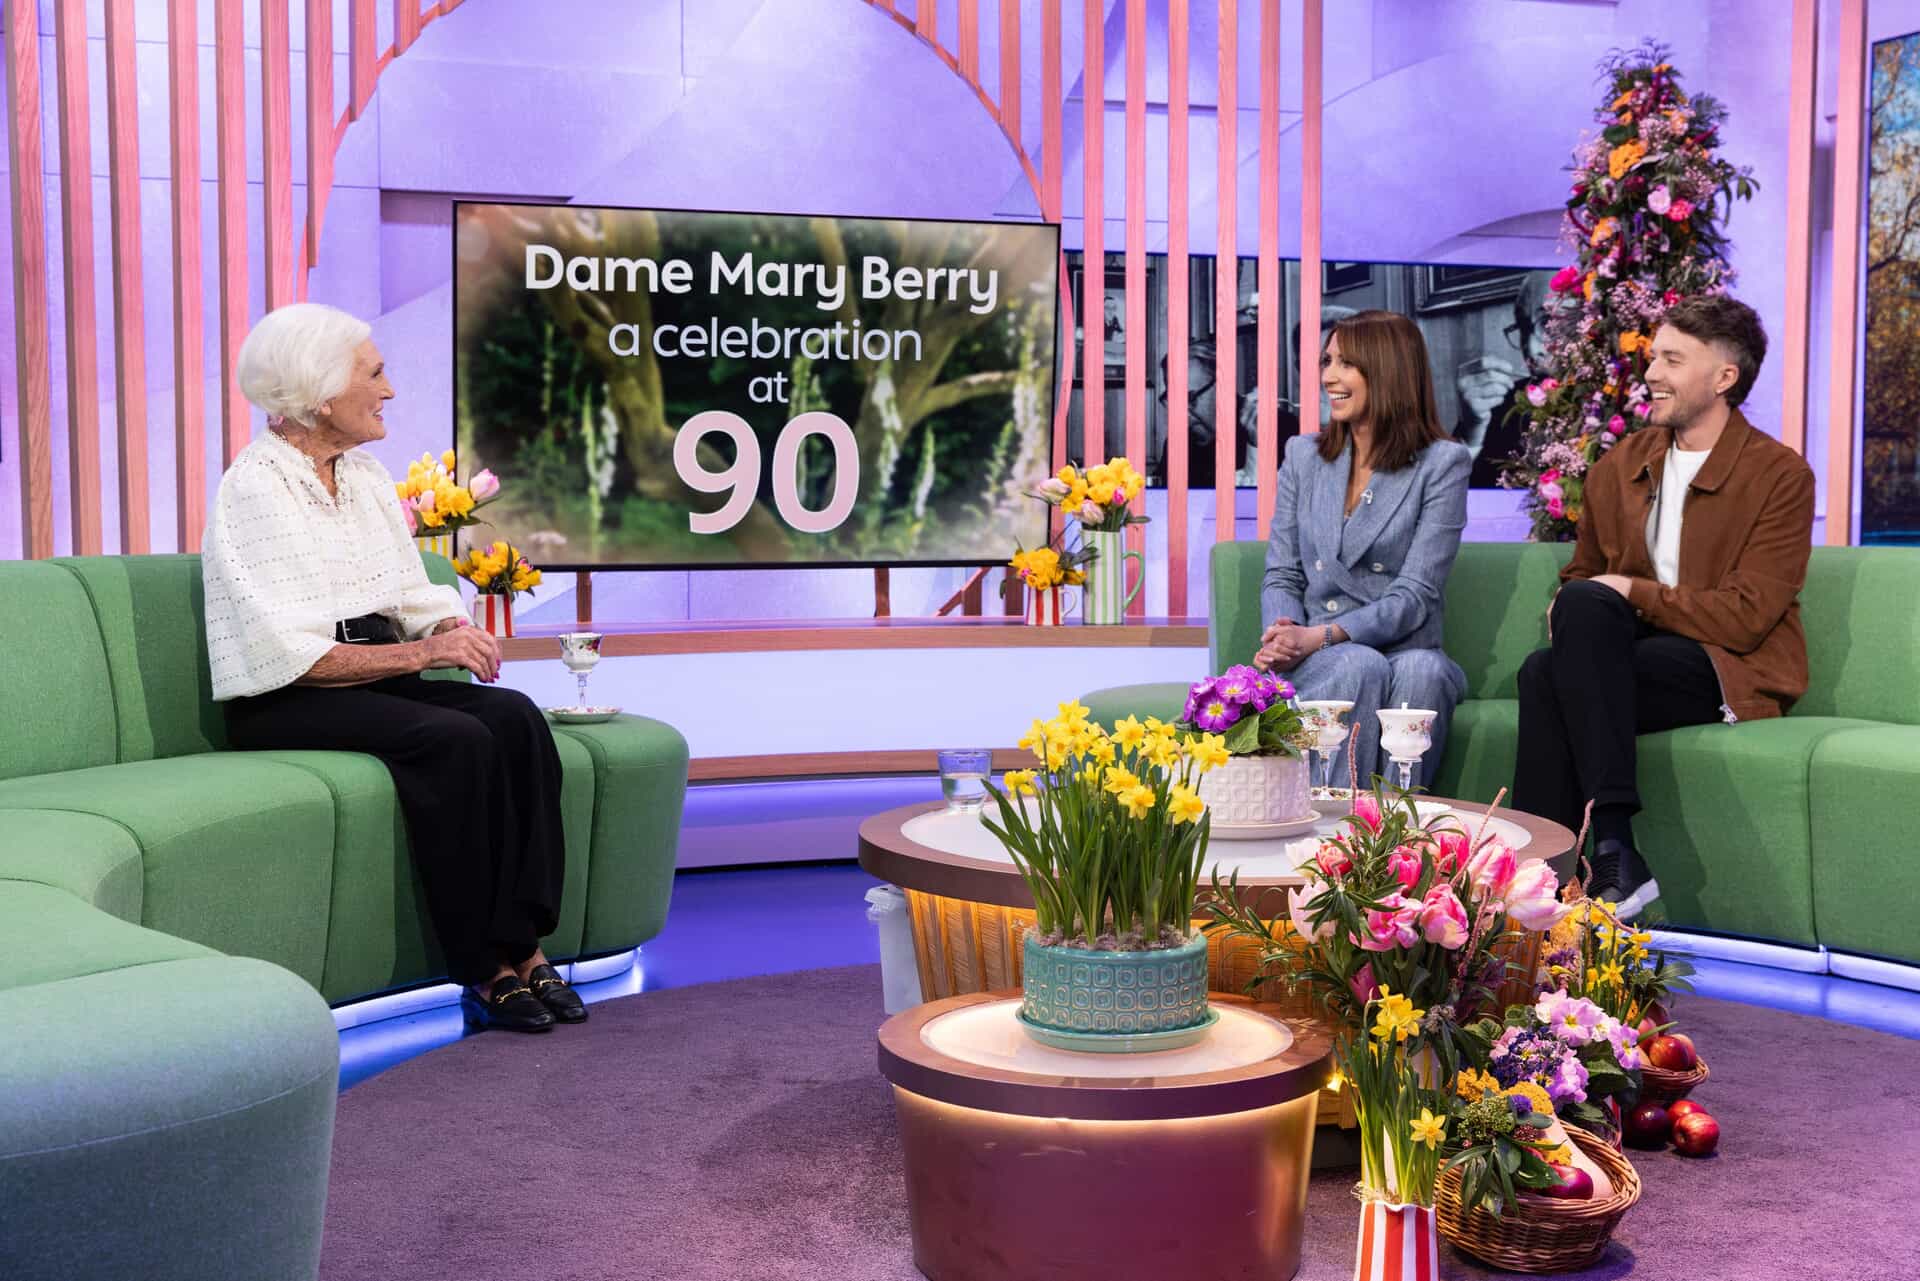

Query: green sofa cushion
<box><xmin>1080</xmin><ymin>682</ymin><xmax>1190</xmax><ymax>729</ymax></box>
<box><xmin>1429</xmin><ymin>698</ymin><xmax>1520</xmax><ymax>807</ymax></box>
<box><xmin>53</xmin><ymin>555</ymin><xmax>226</xmax><ymax>762</ymax></box>
<box><xmin>1438</xmin><ymin>544</ymin><xmax>1569</xmax><ymax>699</ymax></box>
<box><xmin>1794</xmin><ymin>548</ymin><xmax>1920</xmax><ymax>724</ymax></box>
<box><xmin>0</xmin><ymin>757</ymin><xmax>338</xmax><ymax>988</ymax></box>
<box><xmin>1633</xmin><ymin>717</ymin><xmax>1874</xmax><ymax>947</ymax></box>
<box><xmin>1210</xmin><ymin>541</ymin><xmax>1267</xmax><ymax>673</ymax></box>
<box><xmin>0</xmin><ymin>810</ymin><xmax>146</xmax><ymax>923</ymax></box>
<box><xmin>248</xmin><ymin>732</ymin><xmax>599</xmax><ymax>1003</ymax></box>
<box><xmin>0</xmin><ymin>562</ymin><xmax>118</xmax><ymax>781</ymax></box>
<box><xmin>0</xmin><ymin>883</ymin><xmax>214</xmax><ymax>995</ymax></box>
<box><xmin>549</xmin><ymin>714</ymin><xmax>691</xmax><ymax>954</ymax></box>
<box><xmin>0</xmin><ymin>916</ymin><xmax>337</xmax><ymax>1281</ymax></box>
<box><xmin>1807</xmin><ymin>726</ymin><xmax>1920</xmax><ymax>963</ymax></box>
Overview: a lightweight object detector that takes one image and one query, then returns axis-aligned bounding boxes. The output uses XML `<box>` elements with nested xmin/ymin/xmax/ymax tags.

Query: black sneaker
<box><xmin>1592</xmin><ymin>838</ymin><xmax>1660</xmax><ymax>921</ymax></box>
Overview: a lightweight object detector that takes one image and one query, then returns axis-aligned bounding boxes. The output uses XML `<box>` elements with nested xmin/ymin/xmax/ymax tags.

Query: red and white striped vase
<box><xmin>1354</xmin><ymin>1201</ymin><xmax>1438</xmax><ymax>1281</ymax></box>
<box><xmin>470</xmin><ymin>593</ymin><xmax>515</xmax><ymax>638</ymax></box>
<box><xmin>1024</xmin><ymin>584</ymin><xmax>1077</xmax><ymax>626</ymax></box>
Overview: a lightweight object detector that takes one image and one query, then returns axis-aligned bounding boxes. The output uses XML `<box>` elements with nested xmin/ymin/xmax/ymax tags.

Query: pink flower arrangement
<box><xmin>1666</xmin><ymin>198</ymin><xmax>1694</xmax><ymax>221</ymax></box>
<box><xmin>1207</xmin><ymin>785</ymin><xmax>1574</xmax><ymax>1062</ymax></box>
<box><xmin>1646</xmin><ymin>184</ymin><xmax>1672</xmax><ymax>215</ymax></box>
<box><xmin>1549</xmin><ymin>264</ymin><xmax>1582</xmax><ymax>293</ymax></box>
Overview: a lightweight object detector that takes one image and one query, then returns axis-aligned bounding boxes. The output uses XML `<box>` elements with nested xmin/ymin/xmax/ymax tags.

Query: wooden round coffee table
<box><xmin>858</xmin><ymin>796</ymin><xmax>1575</xmax><ymax>1126</ymax></box>
<box><xmin>878</xmin><ymin>990</ymin><xmax>1335</xmax><ymax>1281</ymax></box>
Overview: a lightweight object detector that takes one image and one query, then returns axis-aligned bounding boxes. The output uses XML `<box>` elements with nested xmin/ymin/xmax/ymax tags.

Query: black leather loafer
<box><xmin>526</xmin><ymin>962</ymin><xmax>588</xmax><ymax>1023</ymax></box>
<box><xmin>461</xmin><ymin>977</ymin><xmax>555</xmax><ymax>1033</ymax></box>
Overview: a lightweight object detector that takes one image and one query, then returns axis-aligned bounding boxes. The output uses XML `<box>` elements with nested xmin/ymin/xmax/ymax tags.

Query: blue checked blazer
<box><xmin>1260</xmin><ymin>434</ymin><xmax>1472</xmax><ymax>653</ymax></box>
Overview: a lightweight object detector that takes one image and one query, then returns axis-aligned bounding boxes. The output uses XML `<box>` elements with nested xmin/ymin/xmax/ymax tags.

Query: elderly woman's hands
<box><xmin>421</xmin><ymin>622</ymin><xmax>502</xmax><ymax>683</ymax></box>
<box><xmin>1255</xmin><ymin>618</ymin><xmax>1332</xmax><ymax>672</ymax></box>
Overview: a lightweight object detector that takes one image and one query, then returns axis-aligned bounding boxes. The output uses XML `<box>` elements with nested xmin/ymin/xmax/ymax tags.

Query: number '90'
<box><xmin>672</xmin><ymin>411</ymin><xmax>861</xmax><ymax>535</ymax></box>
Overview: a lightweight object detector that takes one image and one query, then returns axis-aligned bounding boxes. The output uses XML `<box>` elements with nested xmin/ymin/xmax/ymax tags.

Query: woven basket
<box><xmin>1436</xmin><ymin>1126</ymin><xmax>1641</xmax><ymax>1273</ymax></box>
<box><xmin>1636</xmin><ymin>1058</ymin><xmax>1709</xmax><ymax>1107</ymax></box>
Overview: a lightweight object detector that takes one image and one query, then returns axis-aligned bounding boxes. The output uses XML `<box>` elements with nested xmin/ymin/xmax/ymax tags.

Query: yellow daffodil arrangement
<box><xmin>1343</xmin><ymin>988</ymin><xmax>1452</xmax><ymax>1209</ymax></box>
<box><xmin>453</xmin><ymin>540</ymin><xmax>544</xmax><ymax>598</ymax></box>
<box><xmin>396</xmin><ymin>450</ymin><xmax>501</xmax><ymax>536</ymax></box>
<box><xmin>1033</xmin><ymin>457</ymin><xmax>1149</xmax><ymax>534</ymax></box>
<box><xmin>1006</xmin><ymin>544</ymin><xmax>1089</xmax><ymax>592</ymax></box>
<box><xmin>983</xmin><ymin>704</ymin><xmax>1227</xmax><ymax>950</ymax></box>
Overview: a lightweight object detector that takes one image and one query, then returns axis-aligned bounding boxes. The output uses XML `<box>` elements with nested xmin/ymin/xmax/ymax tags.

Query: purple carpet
<box><xmin>321</xmin><ymin>965</ymin><xmax>1920</xmax><ymax>1281</ymax></box>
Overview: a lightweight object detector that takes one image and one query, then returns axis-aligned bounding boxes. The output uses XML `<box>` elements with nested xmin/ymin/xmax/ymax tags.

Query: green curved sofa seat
<box><xmin>0</xmin><ymin>555</ymin><xmax>689</xmax><ymax>1281</ymax></box>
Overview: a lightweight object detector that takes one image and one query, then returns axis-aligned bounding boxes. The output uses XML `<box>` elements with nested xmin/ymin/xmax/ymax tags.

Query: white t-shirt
<box><xmin>202</xmin><ymin>430</ymin><xmax>465</xmax><ymax>700</ymax></box>
<box><xmin>1645</xmin><ymin>444</ymin><xmax>1711</xmax><ymax>589</ymax></box>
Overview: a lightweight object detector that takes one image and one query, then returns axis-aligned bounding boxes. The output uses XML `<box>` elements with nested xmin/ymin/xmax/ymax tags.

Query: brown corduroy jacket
<box><xmin>1560</xmin><ymin>408</ymin><xmax>1817</xmax><ymax>723</ymax></box>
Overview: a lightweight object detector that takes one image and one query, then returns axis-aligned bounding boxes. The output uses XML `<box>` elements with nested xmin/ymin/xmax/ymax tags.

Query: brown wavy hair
<box><xmin>1315</xmin><ymin>309</ymin><xmax>1447</xmax><ymax>472</ymax></box>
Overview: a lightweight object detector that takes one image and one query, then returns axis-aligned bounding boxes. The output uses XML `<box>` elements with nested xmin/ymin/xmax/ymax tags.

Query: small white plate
<box><xmin>1209</xmin><ymin>811</ymin><xmax>1321</xmax><ymax>841</ymax></box>
<box><xmin>545</xmin><ymin>705</ymin><xmax>622</xmax><ymax>724</ymax></box>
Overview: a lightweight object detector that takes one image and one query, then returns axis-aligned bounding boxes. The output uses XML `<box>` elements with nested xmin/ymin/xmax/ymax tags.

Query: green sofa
<box><xmin>0</xmin><ymin>553</ymin><xmax>688</xmax><ymax>1281</ymax></box>
<box><xmin>1084</xmin><ymin>540</ymin><xmax>1920</xmax><ymax>965</ymax></box>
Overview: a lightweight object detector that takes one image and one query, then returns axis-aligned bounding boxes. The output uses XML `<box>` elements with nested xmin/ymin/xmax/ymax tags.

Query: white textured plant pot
<box><xmin>1197</xmin><ymin>754</ymin><xmax>1312</xmax><ymax>826</ymax></box>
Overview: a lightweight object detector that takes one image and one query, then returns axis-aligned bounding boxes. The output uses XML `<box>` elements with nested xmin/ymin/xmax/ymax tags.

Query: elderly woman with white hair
<box><xmin>204</xmin><ymin>302</ymin><xmax>583</xmax><ymax>1034</ymax></box>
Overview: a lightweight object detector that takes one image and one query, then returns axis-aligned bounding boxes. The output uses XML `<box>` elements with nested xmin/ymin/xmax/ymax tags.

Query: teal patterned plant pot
<box><xmin>1019</xmin><ymin>932</ymin><xmax>1210</xmax><ymax>1040</ymax></box>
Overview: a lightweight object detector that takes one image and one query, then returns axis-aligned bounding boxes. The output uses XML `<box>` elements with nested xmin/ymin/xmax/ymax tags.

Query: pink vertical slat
<box><xmin>917</xmin><ymin>0</ymin><xmax>936</xmax><ymax>41</ymax></box>
<box><xmin>1044</xmin><ymin>0</ymin><xmax>1067</xmax><ymax>479</ymax></box>
<box><xmin>1081</xmin><ymin>0</ymin><xmax>1105</xmax><ymax>465</ymax></box>
<box><xmin>395</xmin><ymin>0</ymin><xmax>421</xmax><ymax>55</ymax></box>
<box><xmin>958</xmin><ymin>0</ymin><xmax>978</xmax><ymax>80</ymax></box>
<box><xmin>168</xmin><ymin>0</ymin><xmax>207</xmax><ymax>550</ymax></box>
<box><xmin>54</xmin><ymin>0</ymin><xmax>104</xmax><ymax>555</ymax></box>
<box><xmin>1123</xmin><ymin>0</ymin><xmax>1146</xmax><ymax>614</ymax></box>
<box><xmin>5</xmin><ymin>6</ymin><xmax>55</xmax><ymax>558</ymax></box>
<box><xmin>1830</xmin><ymin>0</ymin><xmax>1868</xmax><ymax>545</ymax></box>
<box><xmin>262</xmin><ymin>0</ymin><xmax>294</xmax><ymax>310</ymax></box>
<box><xmin>1298</xmin><ymin>0</ymin><xmax>1323</xmax><ymax>446</ymax></box>
<box><xmin>351</xmin><ymin>0</ymin><xmax>376</xmax><ymax>117</ymax></box>
<box><xmin>105</xmin><ymin>0</ymin><xmax>150</xmax><ymax>553</ymax></box>
<box><xmin>217</xmin><ymin>0</ymin><xmax>251</xmax><ymax>466</ymax></box>
<box><xmin>1214</xmin><ymin>0</ymin><xmax>1237</xmax><ymax>544</ymax></box>
<box><xmin>999</xmin><ymin>0</ymin><xmax>1020</xmax><ymax>139</ymax></box>
<box><xmin>1781</xmin><ymin>0</ymin><xmax>1817</xmax><ymax>458</ymax></box>
<box><xmin>1253</xmin><ymin>0</ymin><xmax>1279</xmax><ymax>540</ymax></box>
<box><xmin>304</xmin><ymin>0</ymin><xmax>335</xmax><ymax>286</ymax></box>
<box><xmin>1166</xmin><ymin>0</ymin><xmax>1190</xmax><ymax>615</ymax></box>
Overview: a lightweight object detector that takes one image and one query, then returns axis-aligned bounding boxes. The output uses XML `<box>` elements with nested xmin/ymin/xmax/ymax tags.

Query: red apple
<box><xmin>1672</xmin><ymin>1111</ymin><xmax>1720</xmax><ymax>1157</ymax></box>
<box><xmin>1666</xmin><ymin>1099</ymin><xmax>1709</xmax><ymax>1121</ymax></box>
<box><xmin>1646</xmin><ymin>1034</ymin><xmax>1699</xmax><ymax>1071</ymax></box>
<box><xmin>1536</xmin><ymin>1162</ymin><xmax>1596</xmax><ymax>1200</ymax></box>
<box><xmin>1623</xmin><ymin>1101</ymin><xmax>1672</xmax><ymax>1149</ymax></box>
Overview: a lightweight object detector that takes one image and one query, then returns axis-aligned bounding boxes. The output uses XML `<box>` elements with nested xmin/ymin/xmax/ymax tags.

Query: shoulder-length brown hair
<box><xmin>1315</xmin><ymin>309</ymin><xmax>1447</xmax><ymax>472</ymax></box>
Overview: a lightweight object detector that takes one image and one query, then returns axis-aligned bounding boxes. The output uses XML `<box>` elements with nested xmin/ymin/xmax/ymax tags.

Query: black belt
<box><xmin>335</xmin><ymin>613</ymin><xmax>403</xmax><ymax>645</ymax></box>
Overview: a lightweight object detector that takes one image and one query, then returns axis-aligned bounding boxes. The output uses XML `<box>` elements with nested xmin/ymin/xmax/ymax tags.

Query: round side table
<box><xmin>878</xmin><ymin>991</ymin><xmax>1335</xmax><ymax>1281</ymax></box>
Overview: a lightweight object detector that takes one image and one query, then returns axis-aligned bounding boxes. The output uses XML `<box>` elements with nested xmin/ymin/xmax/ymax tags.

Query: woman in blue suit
<box><xmin>1253</xmin><ymin>309</ymin><xmax>1471</xmax><ymax>789</ymax></box>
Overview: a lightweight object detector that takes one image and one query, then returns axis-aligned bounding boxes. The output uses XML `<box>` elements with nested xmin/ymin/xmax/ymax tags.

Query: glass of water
<box><xmin>937</xmin><ymin>749</ymin><xmax>994</xmax><ymax>812</ymax></box>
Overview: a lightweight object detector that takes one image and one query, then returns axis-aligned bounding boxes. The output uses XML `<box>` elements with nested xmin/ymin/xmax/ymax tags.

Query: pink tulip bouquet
<box><xmin>1205</xmin><ymin>786</ymin><xmax>1573</xmax><ymax>1076</ymax></box>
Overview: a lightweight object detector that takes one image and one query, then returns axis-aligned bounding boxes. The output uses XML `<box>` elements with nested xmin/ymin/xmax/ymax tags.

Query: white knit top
<box><xmin>203</xmin><ymin>431</ymin><xmax>464</xmax><ymax>700</ymax></box>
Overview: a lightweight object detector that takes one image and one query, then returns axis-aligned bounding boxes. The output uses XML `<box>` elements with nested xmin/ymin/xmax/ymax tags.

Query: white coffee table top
<box><xmin>902</xmin><ymin>799</ymin><xmax>1533</xmax><ymax>887</ymax></box>
<box><xmin>922</xmin><ymin>997</ymin><xmax>1294</xmax><ymax>1077</ymax></box>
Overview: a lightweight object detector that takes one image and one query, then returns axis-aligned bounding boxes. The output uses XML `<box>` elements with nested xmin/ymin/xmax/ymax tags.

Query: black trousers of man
<box><xmin>225</xmin><ymin>675</ymin><xmax>565</xmax><ymax>988</ymax></box>
<box><xmin>1513</xmin><ymin>580</ymin><xmax>1726</xmax><ymax>841</ymax></box>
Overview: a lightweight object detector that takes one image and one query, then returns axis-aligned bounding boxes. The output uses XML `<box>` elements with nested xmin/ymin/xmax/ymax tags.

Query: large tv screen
<box><xmin>453</xmin><ymin>203</ymin><xmax>1060</xmax><ymax>568</ymax></box>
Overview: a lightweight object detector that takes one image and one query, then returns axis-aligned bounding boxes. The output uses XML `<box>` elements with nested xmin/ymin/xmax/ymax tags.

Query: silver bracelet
<box><xmin>1322</xmin><ymin>624</ymin><xmax>1335</xmax><ymax>650</ymax></box>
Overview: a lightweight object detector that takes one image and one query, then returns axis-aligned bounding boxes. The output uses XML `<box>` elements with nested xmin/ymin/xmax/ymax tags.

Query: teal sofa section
<box><xmin>0</xmin><ymin>554</ymin><xmax>690</xmax><ymax>1281</ymax></box>
<box><xmin>1083</xmin><ymin>540</ymin><xmax>1920</xmax><ymax>964</ymax></box>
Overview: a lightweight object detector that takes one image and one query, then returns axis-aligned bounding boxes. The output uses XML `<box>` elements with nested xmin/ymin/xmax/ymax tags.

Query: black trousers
<box><xmin>225</xmin><ymin>675</ymin><xmax>566</xmax><ymax>988</ymax></box>
<box><xmin>1513</xmin><ymin>580</ymin><xmax>1725</xmax><ymax>836</ymax></box>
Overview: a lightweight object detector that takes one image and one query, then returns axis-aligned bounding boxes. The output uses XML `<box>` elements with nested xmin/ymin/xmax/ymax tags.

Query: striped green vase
<box><xmin>1081</xmin><ymin>528</ymin><xmax>1143</xmax><ymax>624</ymax></box>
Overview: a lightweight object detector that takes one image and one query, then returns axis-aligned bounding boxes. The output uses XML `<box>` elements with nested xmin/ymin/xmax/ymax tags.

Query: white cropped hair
<box><xmin>235</xmin><ymin>302</ymin><xmax>372</xmax><ymax>427</ymax></box>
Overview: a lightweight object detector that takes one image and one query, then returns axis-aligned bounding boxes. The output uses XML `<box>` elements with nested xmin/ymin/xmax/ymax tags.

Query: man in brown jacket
<box><xmin>1514</xmin><ymin>295</ymin><xmax>1816</xmax><ymax>919</ymax></box>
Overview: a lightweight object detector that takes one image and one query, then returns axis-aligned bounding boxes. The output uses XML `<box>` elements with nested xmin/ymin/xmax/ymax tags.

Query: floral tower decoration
<box><xmin>1504</xmin><ymin>41</ymin><xmax>1756</xmax><ymax>541</ymax></box>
